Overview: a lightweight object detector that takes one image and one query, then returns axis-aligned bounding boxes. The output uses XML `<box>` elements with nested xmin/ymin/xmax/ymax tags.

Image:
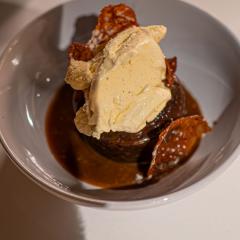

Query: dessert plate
<box><xmin>0</xmin><ymin>0</ymin><xmax>240</xmax><ymax>209</ymax></box>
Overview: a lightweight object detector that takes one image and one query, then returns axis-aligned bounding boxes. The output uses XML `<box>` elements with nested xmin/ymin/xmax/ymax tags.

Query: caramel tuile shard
<box><xmin>68</xmin><ymin>43</ymin><xmax>93</xmax><ymax>61</ymax></box>
<box><xmin>165</xmin><ymin>57</ymin><xmax>177</xmax><ymax>88</ymax></box>
<box><xmin>68</xmin><ymin>4</ymin><xmax>138</xmax><ymax>61</ymax></box>
<box><xmin>88</xmin><ymin>4</ymin><xmax>138</xmax><ymax>50</ymax></box>
<box><xmin>148</xmin><ymin>115</ymin><xmax>211</xmax><ymax>179</ymax></box>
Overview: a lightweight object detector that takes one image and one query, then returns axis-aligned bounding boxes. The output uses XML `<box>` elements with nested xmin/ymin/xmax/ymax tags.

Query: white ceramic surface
<box><xmin>0</xmin><ymin>0</ymin><xmax>240</xmax><ymax>210</ymax></box>
<box><xmin>1</xmin><ymin>0</ymin><xmax>240</xmax><ymax>240</ymax></box>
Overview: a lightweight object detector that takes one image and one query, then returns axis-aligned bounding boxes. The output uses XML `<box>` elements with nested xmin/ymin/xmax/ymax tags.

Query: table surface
<box><xmin>0</xmin><ymin>0</ymin><xmax>240</xmax><ymax>239</ymax></box>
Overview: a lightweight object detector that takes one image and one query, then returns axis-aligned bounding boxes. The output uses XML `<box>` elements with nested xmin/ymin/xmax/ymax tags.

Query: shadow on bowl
<box><xmin>0</xmin><ymin>148</ymin><xmax>85</xmax><ymax>239</ymax></box>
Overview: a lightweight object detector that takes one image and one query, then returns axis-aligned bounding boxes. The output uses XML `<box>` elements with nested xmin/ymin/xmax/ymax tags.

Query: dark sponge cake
<box><xmin>73</xmin><ymin>76</ymin><xmax>196</xmax><ymax>163</ymax></box>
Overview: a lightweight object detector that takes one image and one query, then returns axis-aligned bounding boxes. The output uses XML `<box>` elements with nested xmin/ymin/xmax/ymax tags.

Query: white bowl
<box><xmin>0</xmin><ymin>0</ymin><xmax>240</xmax><ymax>210</ymax></box>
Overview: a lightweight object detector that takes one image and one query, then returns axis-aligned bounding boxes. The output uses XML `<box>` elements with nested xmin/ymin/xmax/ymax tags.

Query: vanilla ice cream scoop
<box><xmin>65</xmin><ymin>25</ymin><xmax>171</xmax><ymax>139</ymax></box>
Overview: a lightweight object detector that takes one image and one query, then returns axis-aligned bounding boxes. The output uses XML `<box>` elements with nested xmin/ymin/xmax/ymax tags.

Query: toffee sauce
<box><xmin>45</xmin><ymin>83</ymin><xmax>201</xmax><ymax>188</ymax></box>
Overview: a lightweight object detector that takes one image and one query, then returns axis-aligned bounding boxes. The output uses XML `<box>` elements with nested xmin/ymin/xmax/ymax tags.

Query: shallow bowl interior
<box><xmin>0</xmin><ymin>0</ymin><xmax>240</xmax><ymax>209</ymax></box>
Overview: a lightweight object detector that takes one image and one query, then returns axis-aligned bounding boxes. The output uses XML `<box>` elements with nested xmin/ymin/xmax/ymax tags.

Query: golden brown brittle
<box><xmin>87</xmin><ymin>4</ymin><xmax>138</xmax><ymax>50</ymax></box>
<box><xmin>68</xmin><ymin>42</ymin><xmax>93</xmax><ymax>61</ymax></box>
<box><xmin>165</xmin><ymin>57</ymin><xmax>177</xmax><ymax>88</ymax></box>
<box><xmin>148</xmin><ymin>115</ymin><xmax>211</xmax><ymax>179</ymax></box>
<box><xmin>68</xmin><ymin>4</ymin><xmax>138</xmax><ymax>61</ymax></box>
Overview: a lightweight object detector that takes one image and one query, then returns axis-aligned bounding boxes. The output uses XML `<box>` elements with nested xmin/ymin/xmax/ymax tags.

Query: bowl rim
<box><xmin>1</xmin><ymin>0</ymin><xmax>240</xmax><ymax>210</ymax></box>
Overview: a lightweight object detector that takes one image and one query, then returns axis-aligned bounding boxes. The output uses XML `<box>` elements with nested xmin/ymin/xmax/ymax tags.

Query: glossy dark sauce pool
<box><xmin>46</xmin><ymin>82</ymin><xmax>201</xmax><ymax>188</ymax></box>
